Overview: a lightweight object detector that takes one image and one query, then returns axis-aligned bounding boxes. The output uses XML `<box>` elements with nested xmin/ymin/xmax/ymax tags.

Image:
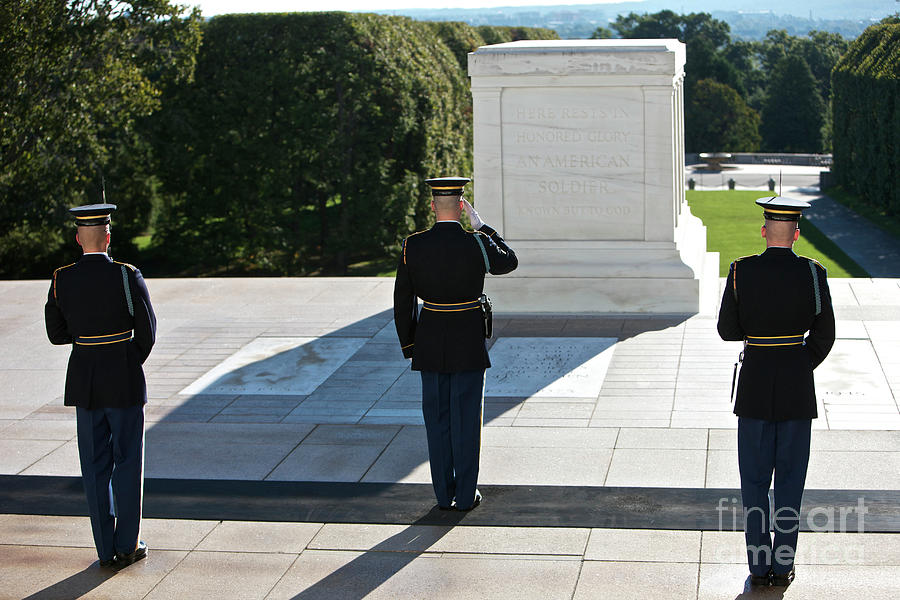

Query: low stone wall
<box><xmin>686</xmin><ymin>152</ymin><xmax>832</xmax><ymax>167</ymax></box>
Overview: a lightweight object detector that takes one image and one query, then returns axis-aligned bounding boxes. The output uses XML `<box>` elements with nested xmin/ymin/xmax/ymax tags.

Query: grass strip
<box><xmin>687</xmin><ymin>190</ymin><xmax>869</xmax><ymax>277</ymax></box>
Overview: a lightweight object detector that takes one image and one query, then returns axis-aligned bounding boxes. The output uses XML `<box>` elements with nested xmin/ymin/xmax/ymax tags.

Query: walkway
<box><xmin>1</xmin><ymin>275</ymin><xmax>899</xmax><ymax>598</ymax></box>
<box><xmin>803</xmin><ymin>194</ymin><xmax>900</xmax><ymax>278</ymax></box>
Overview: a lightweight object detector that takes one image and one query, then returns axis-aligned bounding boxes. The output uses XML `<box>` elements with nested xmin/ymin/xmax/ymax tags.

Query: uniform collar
<box><xmin>80</xmin><ymin>252</ymin><xmax>113</xmax><ymax>262</ymax></box>
<box><xmin>762</xmin><ymin>246</ymin><xmax>796</xmax><ymax>256</ymax></box>
<box><xmin>433</xmin><ymin>221</ymin><xmax>463</xmax><ymax>229</ymax></box>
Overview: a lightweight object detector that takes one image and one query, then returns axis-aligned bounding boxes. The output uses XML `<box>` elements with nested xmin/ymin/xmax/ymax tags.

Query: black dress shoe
<box><xmin>457</xmin><ymin>490</ymin><xmax>482</xmax><ymax>511</ymax></box>
<box><xmin>749</xmin><ymin>571</ymin><xmax>771</xmax><ymax>586</ymax></box>
<box><xmin>438</xmin><ymin>502</ymin><xmax>455</xmax><ymax>511</ymax></box>
<box><xmin>114</xmin><ymin>541</ymin><xmax>148</xmax><ymax>570</ymax></box>
<box><xmin>771</xmin><ymin>568</ymin><xmax>795</xmax><ymax>587</ymax></box>
<box><xmin>99</xmin><ymin>558</ymin><xmax>116</xmax><ymax>568</ymax></box>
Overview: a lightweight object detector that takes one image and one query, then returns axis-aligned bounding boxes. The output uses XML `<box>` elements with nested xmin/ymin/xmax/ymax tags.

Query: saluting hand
<box><xmin>462</xmin><ymin>198</ymin><xmax>484</xmax><ymax>230</ymax></box>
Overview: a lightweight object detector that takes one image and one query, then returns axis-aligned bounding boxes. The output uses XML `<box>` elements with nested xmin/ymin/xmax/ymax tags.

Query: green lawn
<box><xmin>687</xmin><ymin>190</ymin><xmax>869</xmax><ymax>277</ymax></box>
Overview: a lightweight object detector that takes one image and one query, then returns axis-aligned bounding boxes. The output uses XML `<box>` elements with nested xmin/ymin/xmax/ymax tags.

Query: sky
<box><xmin>185</xmin><ymin>1</ymin><xmax>622</xmax><ymax>17</ymax></box>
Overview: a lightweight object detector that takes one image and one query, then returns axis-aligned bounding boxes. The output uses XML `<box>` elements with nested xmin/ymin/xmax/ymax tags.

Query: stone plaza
<box><xmin>1</xmin><ymin>198</ymin><xmax>899</xmax><ymax>597</ymax></box>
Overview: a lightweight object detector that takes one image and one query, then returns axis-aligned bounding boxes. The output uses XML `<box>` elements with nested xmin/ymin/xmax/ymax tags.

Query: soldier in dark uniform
<box><xmin>44</xmin><ymin>203</ymin><xmax>156</xmax><ymax>570</ymax></box>
<box><xmin>393</xmin><ymin>177</ymin><xmax>518</xmax><ymax>511</ymax></box>
<box><xmin>717</xmin><ymin>196</ymin><xmax>835</xmax><ymax>587</ymax></box>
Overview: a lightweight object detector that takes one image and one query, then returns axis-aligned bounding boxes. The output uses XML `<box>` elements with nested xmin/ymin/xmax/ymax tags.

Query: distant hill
<box><xmin>376</xmin><ymin>1</ymin><xmax>897</xmax><ymax>40</ymax></box>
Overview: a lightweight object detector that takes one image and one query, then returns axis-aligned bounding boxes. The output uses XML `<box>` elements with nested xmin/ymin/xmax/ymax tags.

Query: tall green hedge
<box><xmin>425</xmin><ymin>22</ymin><xmax>558</xmax><ymax>82</ymax></box>
<box><xmin>832</xmin><ymin>23</ymin><xmax>900</xmax><ymax>215</ymax></box>
<box><xmin>152</xmin><ymin>12</ymin><xmax>473</xmax><ymax>275</ymax></box>
<box><xmin>152</xmin><ymin>13</ymin><xmax>557</xmax><ymax>275</ymax></box>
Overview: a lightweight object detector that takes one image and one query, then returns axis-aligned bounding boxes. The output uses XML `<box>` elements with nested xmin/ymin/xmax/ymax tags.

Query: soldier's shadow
<box><xmin>22</xmin><ymin>564</ymin><xmax>116</xmax><ymax>599</ymax></box>
<box><xmin>288</xmin><ymin>506</ymin><xmax>468</xmax><ymax>600</ymax></box>
<box><xmin>145</xmin><ymin>310</ymin><xmax>693</xmax><ymax>482</ymax></box>
<box><xmin>732</xmin><ymin>578</ymin><xmax>786</xmax><ymax>599</ymax></box>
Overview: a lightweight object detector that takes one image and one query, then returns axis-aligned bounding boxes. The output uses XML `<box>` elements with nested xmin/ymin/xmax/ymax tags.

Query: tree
<box><xmin>590</xmin><ymin>26</ymin><xmax>613</xmax><ymax>39</ymax></box>
<box><xmin>152</xmin><ymin>13</ymin><xmax>475</xmax><ymax>275</ymax></box>
<box><xmin>832</xmin><ymin>22</ymin><xmax>900</xmax><ymax>214</ymax></box>
<box><xmin>757</xmin><ymin>29</ymin><xmax>849</xmax><ymax>106</ymax></box>
<box><xmin>430</xmin><ymin>22</ymin><xmax>558</xmax><ymax>71</ymax></box>
<box><xmin>611</xmin><ymin>10</ymin><xmax>747</xmax><ymax>152</ymax></box>
<box><xmin>749</xmin><ymin>29</ymin><xmax>850</xmax><ymax>151</ymax></box>
<box><xmin>613</xmin><ymin>10</ymin><xmax>729</xmax><ymax>48</ymax></box>
<box><xmin>687</xmin><ymin>79</ymin><xmax>761</xmax><ymax>152</ymax></box>
<box><xmin>0</xmin><ymin>0</ymin><xmax>202</xmax><ymax>278</ymax></box>
<box><xmin>760</xmin><ymin>55</ymin><xmax>824</xmax><ymax>152</ymax></box>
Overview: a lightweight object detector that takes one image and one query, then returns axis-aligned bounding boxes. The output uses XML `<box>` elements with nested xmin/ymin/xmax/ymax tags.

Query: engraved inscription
<box><xmin>518</xmin><ymin>205</ymin><xmax>631</xmax><ymax>217</ymax></box>
<box><xmin>563</xmin><ymin>54</ymin><xmax>666</xmax><ymax>75</ymax></box>
<box><xmin>501</xmin><ymin>87</ymin><xmax>645</xmax><ymax>240</ymax></box>
<box><xmin>515</xmin><ymin>107</ymin><xmax>630</xmax><ymax>120</ymax></box>
<box><xmin>514</xmin><ymin>130</ymin><xmax>631</xmax><ymax>144</ymax></box>
<box><xmin>537</xmin><ymin>179</ymin><xmax>607</xmax><ymax>194</ymax></box>
<box><xmin>516</xmin><ymin>155</ymin><xmax>631</xmax><ymax>169</ymax></box>
<box><xmin>486</xmin><ymin>337</ymin><xmax>617</xmax><ymax>398</ymax></box>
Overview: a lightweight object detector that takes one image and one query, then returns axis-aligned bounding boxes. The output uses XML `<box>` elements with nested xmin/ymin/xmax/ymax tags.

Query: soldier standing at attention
<box><xmin>394</xmin><ymin>177</ymin><xmax>518</xmax><ymax>511</ymax></box>
<box><xmin>717</xmin><ymin>196</ymin><xmax>835</xmax><ymax>588</ymax></box>
<box><xmin>44</xmin><ymin>203</ymin><xmax>157</xmax><ymax>570</ymax></box>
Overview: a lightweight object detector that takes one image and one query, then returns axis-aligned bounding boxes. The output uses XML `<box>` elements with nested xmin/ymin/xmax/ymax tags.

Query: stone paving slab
<box><xmin>2</xmin><ymin>276</ymin><xmax>899</xmax><ymax>594</ymax></box>
<box><xmin>3</xmin><ymin>515</ymin><xmax>897</xmax><ymax>600</ymax></box>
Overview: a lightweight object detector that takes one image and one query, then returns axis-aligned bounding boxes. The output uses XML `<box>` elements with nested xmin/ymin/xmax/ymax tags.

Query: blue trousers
<box><xmin>420</xmin><ymin>370</ymin><xmax>485</xmax><ymax>509</ymax></box>
<box><xmin>76</xmin><ymin>405</ymin><xmax>145</xmax><ymax>561</ymax></box>
<box><xmin>738</xmin><ymin>417</ymin><xmax>812</xmax><ymax>576</ymax></box>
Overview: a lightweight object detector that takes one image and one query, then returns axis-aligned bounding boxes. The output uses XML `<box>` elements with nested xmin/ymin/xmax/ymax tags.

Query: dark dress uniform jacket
<box><xmin>45</xmin><ymin>254</ymin><xmax>157</xmax><ymax>409</ymax></box>
<box><xmin>394</xmin><ymin>222</ymin><xmax>518</xmax><ymax>372</ymax></box>
<box><xmin>717</xmin><ymin>247</ymin><xmax>835</xmax><ymax>421</ymax></box>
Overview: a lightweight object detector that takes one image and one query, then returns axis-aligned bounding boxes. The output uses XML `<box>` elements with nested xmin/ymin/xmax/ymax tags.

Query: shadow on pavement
<box><xmin>22</xmin><ymin>564</ymin><xmax>116</xmax><ymax>600</ymax></box>
<box><xmin>288</xmin><ymin>506</ymin><xmax>469</xmax><ymax>600</ymax></box>
<box><xmin>154</xmin><ymin>309</ymin><xmax>693</xmax><ymax>433</ymax></box>
<box><xmin>732</xmin><ymin>576</ymin><xmax>787</xmax><ymax>599</ymax></box>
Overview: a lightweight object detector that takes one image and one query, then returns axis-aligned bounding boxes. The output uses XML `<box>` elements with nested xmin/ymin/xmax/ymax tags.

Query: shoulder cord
<box><xmin>731</xmin><ymin>262</ymin><xmax>738</xmax><ymax>303</ymax></box>
<box><xmin>473</xmin><ymin>234</ymin><xmax>491</xmax><ymax>272</ymax></box>
<box><xmin>808</xmin><ymin>260</ymin><xmax>821</xmax><ymax>316</ymax></box>
<box><xmin>121</xmin><ymin>265</ymin><xmax>134</xmax><ymax>317</ymax></box>
<box><xmin>730</xmin><ymin>260</ymin><xmax>742</xmax><ymax>402</ymax></box>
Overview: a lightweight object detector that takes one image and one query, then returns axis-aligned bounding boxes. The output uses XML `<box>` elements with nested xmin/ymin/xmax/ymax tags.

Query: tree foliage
<box><xmin>613</xmin><ymin>10</ymin><xmax>731</xmax><ymax>48</ymax></box>
<box><xmin>2</xmin><ymin>6</ymin><xmax>556</xmax><ymax>278</ymax></box>
<box><xmin>608</xmin><ymin>10</ymin><xmax>850</xmax><ymax>154</ymax></box>
<box><xmin>427</xmin><ymin>21</ymin><xmax>558</xmax><ymax>71</ymax></box>
<box><xmin>475</xmin><ymin>25</ymin><xmax>557</xmax><ymax>46</ymax></box>
<box><xmin>3</xmin><ymin>5</ymin><xmax>881</xmax><ymax>277</ymax></box>
<box><xmin>611</xmin><ymin>11</ymin><xmax>745</xmax><ymax>152</ymax></box>
<box><xmin>757</xmin><ymin>29</ymin><xmax>849</xmax><ymax>107</ymax></box>
<box><xmin>151</xmin><ymin>13</ymin><xmax>476</xmax><ymax>275</ymax></box>
<box><xmin>687</xmin><ymin>79</ymin><xmax>761</xmax><ymax>153</ymax></box>
<box><xmin>0</xmin><ymin>0</ymin><xmax>202</xmax><ymax>278</ymax></box>
<box><xmin>760</xmin><ymin>54</ymin><xmax>824</xmax><ymax>152</ymax></box>
<box><xmin>832</xmin><ymin>22</ymin><xmax>900</xmax><ymax>215</ymax></box>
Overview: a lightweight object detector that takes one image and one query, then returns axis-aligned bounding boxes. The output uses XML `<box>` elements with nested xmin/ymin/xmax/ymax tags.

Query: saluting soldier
<box><xmin>44</xmin><ymin>203</ymin><xmax>156</xmax><ymax>570</ymax></box>
<box><xmin>717</xmin><ymin>196</ymin><xmax>835</xmax><ymax>588</ymax></box>
<box><xmin>393</xmin><ymin>177</ymin><xmax>518</xmax><ymax>511</ymax></box>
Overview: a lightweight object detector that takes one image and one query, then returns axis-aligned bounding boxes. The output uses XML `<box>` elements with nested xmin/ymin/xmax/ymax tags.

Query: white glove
<box><xmin>462</xmin><ymin>198</ymin><xmax>484</xmax><ymax>230</ymax></box>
